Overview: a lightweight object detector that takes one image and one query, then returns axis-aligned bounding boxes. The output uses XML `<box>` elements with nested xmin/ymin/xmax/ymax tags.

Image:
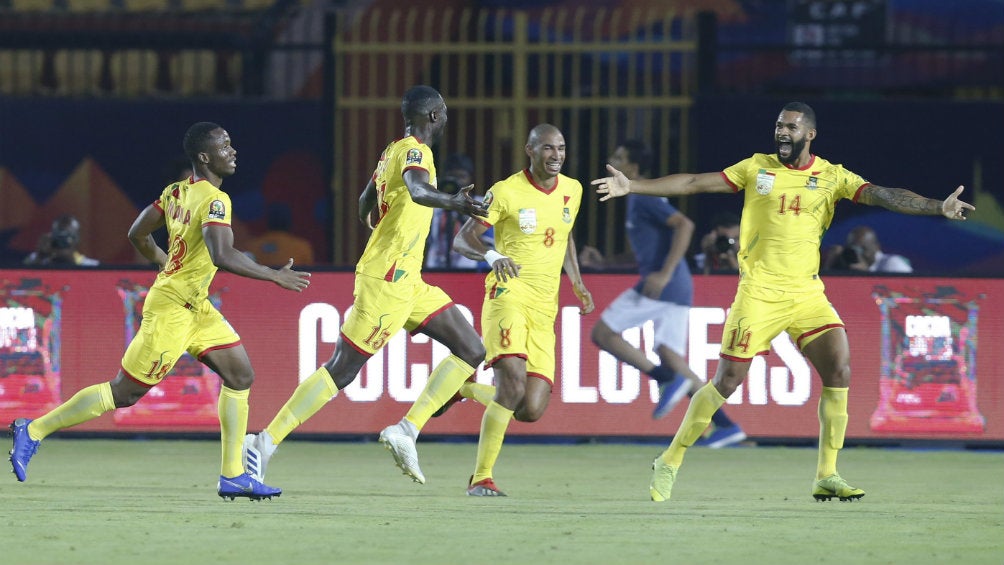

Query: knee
<box><xmin>590</xmin><ymin>322</ymin><xmax>612</xmax><ymax>348</ymax></box>
<box><xmin>823</xmin><ymin>361</ymin><xmax>852</xmax><ymax>388</ymax></box>
<box><xmin>458</xmin><ymin>342</ymin><xmax>486</xmax><ymax>369</ymax></box>
<box><xmin>514</xmin><ymin>405</ymin><xmax>544</xmax><ymax>422</ymax></box>
<box><xmin>111</xmin><ymin>386</ymin><xmax>145</xmax><ymax>408</ymax></box>
<box><xmin>225</xmin><ymin>369</ymin><xmax>255</xmax><ymax>391</ymax></box>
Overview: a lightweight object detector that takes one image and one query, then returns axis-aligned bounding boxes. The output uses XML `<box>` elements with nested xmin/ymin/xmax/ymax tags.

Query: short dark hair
<box><xmin>619</xmin><ymin>139</ymin><xmax>653</xmax><ymax>177</ymax></box>
<box><xmin>401</xmin><ymin>85</ymin><xmax>443</xmax><ymax>121</ymax></box>
<box><xmin>781</xmin><ymin>102</ymin><xmax>816</xmax><ymax>129</ymax></box>
<box><xmin>183</xmin><ymin>122</ymin><xmax>222</xmax><ymax>161</ymax></box>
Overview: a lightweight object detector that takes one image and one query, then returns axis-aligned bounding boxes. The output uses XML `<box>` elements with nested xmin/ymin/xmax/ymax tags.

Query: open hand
<box><xmin>590</xmin><ymin>164</ymin><xmax>631</xmax><ymax>202</ymax></box>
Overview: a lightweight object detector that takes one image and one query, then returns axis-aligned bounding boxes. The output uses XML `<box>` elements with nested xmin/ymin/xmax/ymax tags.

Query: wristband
<box><xmin>484</xmin><ymin>249</ymin><xmax>507</xmax><ymax>266</ymax></box>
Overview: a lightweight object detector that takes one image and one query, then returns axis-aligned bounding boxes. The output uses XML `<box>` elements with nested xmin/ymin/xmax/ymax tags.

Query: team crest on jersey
<box><xmin>208</xmin><ymin>199</ymin><xmax>226</xmax><ymax>220</ymax></box>
<box><xmin>518</xmin><ymin>208</ymin><xmax>537</xmax><ymax>234</ymax></box>
<box><xmin>755</xmin><ymin>169</ymin><xmax>776</xmax><ymax>195</ymax></box>
<box><xmin>805</xmin><ymin>175</ymin><xmax>818</xmax><ymax>190</ymax></box>
<box><xmin>406</xmin><ymin>148</ymin><xmax>423</xmax><ymax>165</ymax></box>
<box><xmin>562</xmin><ymin>207</ymin><xmax>571</xmax><ymax>223</ymax></box>
<box><xmin>483</xmin><ymin>190</ymin><xmax>495</xmax><ymax>208</ymax></box>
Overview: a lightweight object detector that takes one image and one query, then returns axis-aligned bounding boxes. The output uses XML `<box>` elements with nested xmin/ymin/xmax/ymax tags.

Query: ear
<box><xmin>807</xmin><ymin>128</ymin><xmax>817</xmax><ymax>141</ymax></box>
<box><xmin>429</xmin><ymin>110</ymin><xmax>438</xmax><ymax>123</ymax></box>
<box><xmin>198</xmin><ymin>152</ymin><xmax>210</xmax><ymax>164</ymax></box>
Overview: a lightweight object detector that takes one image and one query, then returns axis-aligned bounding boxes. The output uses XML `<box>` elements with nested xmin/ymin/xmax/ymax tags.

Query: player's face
<box><xmin>774</xmin><ymin>111</ymin><xmax>814</xmax><ymax>165</ymax></box>
<box><xmin>204</xmin><ymin>128</ymin><xmax>237</xmax><ymax>178</ymax></box>
<box><xmin>528</xmin><ymin>131</ymin><xmax>565</xmax><ymax>181</ymax></box>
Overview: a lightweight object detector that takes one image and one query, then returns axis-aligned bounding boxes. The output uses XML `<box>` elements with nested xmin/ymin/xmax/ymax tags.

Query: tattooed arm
<box><xmin>858</xmin><ymin>184</ymin><xmax>975</xmax><ymax>221</ymax></box>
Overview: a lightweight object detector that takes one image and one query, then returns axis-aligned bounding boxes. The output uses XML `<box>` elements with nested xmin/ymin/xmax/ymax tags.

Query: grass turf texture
<box><xmin>2</xmin><ymin>439</ymin><xmax>1002</xmax><ymax>565</ymax></box>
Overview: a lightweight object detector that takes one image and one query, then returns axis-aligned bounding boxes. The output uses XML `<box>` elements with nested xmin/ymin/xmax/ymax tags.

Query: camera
<box><xmin>438</xmin><ymin>176</ymin><xmax>461</xmax><ymax>195</ymax></box>
<box><xmin>841</xmin><ymin>245</ymin><xmax>862</xmax><ymax>266</ymax></box>
<box><xmin>49</xmin><ymin>230</ymin><xmax>77</xmax><ymax>250</ymax></box>
<box><xmin>714</xmin><ymin>235</ymin><xmax>736</xmax><ymax>254</ymax></box>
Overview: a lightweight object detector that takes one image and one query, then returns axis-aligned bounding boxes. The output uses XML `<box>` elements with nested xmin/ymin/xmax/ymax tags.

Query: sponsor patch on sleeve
<box><xmin>208</xmin><ymin>199</ymin><xmax>227</xmax><ymax>220</ymax></box>
<box><xmin>406</xmin><ymin>148</ymin><xmax>423</xmax><ymax>165</ymax></box>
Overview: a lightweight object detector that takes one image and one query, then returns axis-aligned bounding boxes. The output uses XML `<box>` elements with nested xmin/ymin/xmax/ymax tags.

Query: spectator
<box><xmin>23</xmin><ymin>215</ymin><xmax>99</xmax><ymax>267</ymax></box>
<box><xmin>425</xmin><ymin>153</ymin><xmax>489</xmax><ymax>270</ymax></box>
<box><xmin>246</xmin><ymin>203</ymin><xmax>315</xmax><ymax>266</ymax></box>
<box><xmin>824</xmin><ymin>225</ymin><xmax>912</xmax><ymax>273</ymax></box>
<box><xmin>694</xmin><ymin>212</ymin><xmax>740</xmax><ymax>274</ymax></box>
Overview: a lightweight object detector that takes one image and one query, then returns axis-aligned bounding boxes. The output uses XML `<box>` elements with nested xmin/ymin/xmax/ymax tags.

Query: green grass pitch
<box><xmin>2</xmin><ymin>438</ymin><xmax>1002</xmax><ymax>565</ymax></box>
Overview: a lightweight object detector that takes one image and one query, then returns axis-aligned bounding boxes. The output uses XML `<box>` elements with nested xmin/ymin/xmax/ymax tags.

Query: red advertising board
<box><xmin>1</xmin><ymin>268</ymin><xmax>1002</xmax><ymax>442</ymax></box>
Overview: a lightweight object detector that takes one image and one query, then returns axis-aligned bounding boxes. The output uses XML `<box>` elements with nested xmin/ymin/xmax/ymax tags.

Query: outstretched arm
<box><xmin>592</xmin><ymin>164</ymin><xmax>732</xmax><ymax>201</ymax></box>
<box><xmin>858</xmin><ymin>184</ymin><xmax>975</xmax><ymax>220</ymax></box>
<box><xmin>403</xmin><ymin>168</ymin><xmax>488</xmax><ymax>218</ymax></box>
<box><xmin>204</xmin><ymin>225</ymin><xmax>311</xmax><ymax>291</ymax></box>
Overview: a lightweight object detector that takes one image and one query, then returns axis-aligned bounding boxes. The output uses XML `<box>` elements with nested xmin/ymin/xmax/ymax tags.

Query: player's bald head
<box><xmin>527</xmin><ymin>123</ymin><xmax>562</xmax><ymax>146</ymax></box>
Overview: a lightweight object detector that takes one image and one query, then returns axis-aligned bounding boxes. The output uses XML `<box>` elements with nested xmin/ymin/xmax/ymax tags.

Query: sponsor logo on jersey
<box><xmin>755</xmin><ymin>169</ymin><xmax>776</xmax><ymax>195</ymax></box>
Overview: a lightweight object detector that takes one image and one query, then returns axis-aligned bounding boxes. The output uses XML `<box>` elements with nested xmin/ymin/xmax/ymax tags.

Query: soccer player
<box><xmin>452</xmin><ymin>123</ymin><xmax>594</xmax><ymax>496</ymax></box>
<box><xmin>592</xmin><ymin>101</ymin><xmax>974</xmax><ymax>502</ymax></box>
<box><xmin>8</xmin><ymin>122</ymin><xmax>311</xmax><ymax>500</ymax></box>
<box><xmin>590</xmin><ymin>140</ymin><xmax>746</xmax><ymax>448</ymax></box>
<box><xmin>242</xmin><ymin>85</ymin><xmax>489</xmax><ymax>486</ymax></box>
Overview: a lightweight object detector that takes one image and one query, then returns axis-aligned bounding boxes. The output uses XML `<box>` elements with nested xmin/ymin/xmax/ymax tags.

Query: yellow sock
<box><xmin>404</xmin><ymin>355</ymin><xmax>476</xmax><ymax>430</ymax></box>
<box><xmin>460</xmin><ymin>381</ymin><xmax>496</xmax><ymax>406</ymax></box>
<box><xmin>264</xmin><ymin>366</ymin><xmax>339</xmax><ymax>444</ymax></box>
<box><xmin>662</xmin><ymin>382</ymin><xmax>726</xmax><ymax>467</ymax></box>
<box><xmin>28</xmin><ymin>382</ymin><xmax>115</xmax><ymax>441</ymax></box>
<box><xmin>471</xmin><ymin>401</ymin><xmax>514</xmax><ymax>483</ymax></box>
<box><xmin>218</xmin><ymin>386</ymin><xmax>249</xmax><ymax>478</ymax></box>
<box><xmin>817</xmin><ymin>386</ymin><xmax>848</xmax><ymax>479</ymax></box>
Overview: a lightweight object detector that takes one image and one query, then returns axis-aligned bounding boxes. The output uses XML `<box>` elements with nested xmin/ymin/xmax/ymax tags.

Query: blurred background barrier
<box><xmin>1</xmin><ymin>268</ymin><xmax>1002</xmax><ymax>444</ymax></box>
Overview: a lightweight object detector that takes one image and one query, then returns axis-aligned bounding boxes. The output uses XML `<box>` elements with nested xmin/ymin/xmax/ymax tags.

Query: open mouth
<box><xmin>546</xmin><ymin>161</ymin><xmax>562</xmax><ymax>173</ymax></box>
<box><xmin>776</xmin><ymin>140</ymin><xmax>793</xmax><ymax>158</ymax></box>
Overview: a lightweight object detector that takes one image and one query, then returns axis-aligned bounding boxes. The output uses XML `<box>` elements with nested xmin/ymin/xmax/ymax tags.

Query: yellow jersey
<box><xmin>722</xmin><ymin>153</ymin><xmax>868</xmax><ymax>291</ymax></box>
<box><xmin>480</xmin><ymin>169</ymin><xmax>582</xmax><ymax>311</ymax></box>
<box><xmin>150</xmin><ymin>177</ymin><xmax>232</xmax><ymax>307</ymax></box>
<box><xmin>356</xmin><ymin>136</ymin><xmax>437</xmax><ymax>283</ymax></box>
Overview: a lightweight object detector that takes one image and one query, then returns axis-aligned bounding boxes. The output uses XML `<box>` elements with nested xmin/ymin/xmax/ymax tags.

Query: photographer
<box><xmin>824</xmin><ymin>225</ymin><xmax>912</xmax><ymax>273</ymax></box>
<box><xmin>425</xmin><ymin>153</ymin><xmax>490</xmax><ymax>269</ymax></box>
<box><xmin>23</xmin><ymin>215</ymin><xmax>99</xmax><ymax>267</ymax></box>
<box><xmin>695</xmin><ymin>211</ymin><xmax>740</xmax><ymax>274</ymax></box>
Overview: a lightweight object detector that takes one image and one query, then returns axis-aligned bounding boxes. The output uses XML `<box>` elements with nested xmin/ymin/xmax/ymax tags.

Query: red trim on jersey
<box><xmin>409</xmin><ymin>302</ymin><xmax>454</xmax><ymax>335</ymax></box>
<box><xmin>340</xmin><ymin>332</ymin><xmax>375</xmax><ymax>357</ymax></box>
<box><xmin>152</xmin><ymin>200</ymin><xmax>165</xmax><ymax>212</ymax></box>
<box><xmin>719</xmin><ymin>172</ymin><xmax>740</xmax><ymax>192</ymax></box>
<box><xmin>402</xmin><ymin>165</ymin><xmax>429</xmax><ymax>174</ymax></box>
<box><xmin>202</xmin><ymin>221</ymin><xmax>230</xmax><ymax>227</ymax></box>
<box><xmin>796</xmin><ymin>323</ymin><xmax>845</xmax><ymax>350</ymax></box>
<box><xmin>719</xmin><ymin>350</ymin><xmax>769</xmax><ymax>362</ymax></box>
<box><xmin>484</xmin><ymin>352</ymin><xmax>527</xmax><ymax>369</ymax></box>
<box><xmin>783</xmin><ymin>154</ymin><xmax>816</xmax><ymax>171</ymax></box>
<box><xmin>852</xmin><ymin>183</ymin><xmax>871</xmax><ymax>203</ymax></box>
<box><xmin>197</xmin><ymin>341</ymin><xmax>242</xmax><ymax>358</ymax></box>
<box><xmin>476</xmin><ymin>217</ymin><xmax>493</xmax><ymax>228</ymax></box>
<box><xmin>120</xmin><ymin>367</ymin><xmax>156</xmax><ymax>388</ymax></box>
<box><xmin>522</xmin><ymin>169</ymin><xmax>558</xmax><ymax>194</ymax></box>
<box><xmin>384</xmin><ymin>262</ymin><xmax>396</xmax><ymax>281</ymax></box>
<box><xmin>527</xmin><ymin>371</ymin><xmax>554</xmax><ymax>386</ymax></box>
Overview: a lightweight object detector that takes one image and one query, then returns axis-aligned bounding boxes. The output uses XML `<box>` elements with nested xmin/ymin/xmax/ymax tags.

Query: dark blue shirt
<box><xmin>626</xmin><ymin>194</ymin><xmax>693</xmax><ymax>306</ymax></box>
